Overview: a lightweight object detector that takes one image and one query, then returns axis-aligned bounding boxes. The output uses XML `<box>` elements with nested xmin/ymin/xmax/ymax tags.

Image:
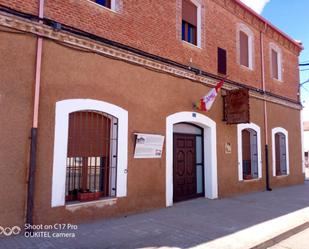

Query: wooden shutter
<box><xmin>182</xmin><ymin>0</ymin><xmax>197</xmax><ymax>26</ymax></box>
<box><xmin>279</xmin><ymin>133</ymin><xmax>287</xmax><ymax>174</ymax></box>
<box><xmin>218</xmin><ymin>47</ymin><xmax>227</xmax><ymax>75</ymax></box>
<box><xmin>272</xmin><ymin>49</ymin><xmax>279</xmax><ymax>79</ymax></box>
<box><xmin>275</xmin><ymin>133</ymin><xmax>281</xmax><ymax>174</ymax></box>
<box><xmin>250</xmin><ymin>131</ymin><xmax>258</xmax><ymax>178</ymax></box>
<box><xmin>67</xmin><ymin>111</ymin><xmax>111</xmax><ymax>157</ymax></box>
<box><xmin>240</xmin><ymin>31</ymin><xmax>249</xmax><ymax>67</ymax></box>
<box><xmin>242</xmin><ymin>130</ymin><xmax>251</xmax><ymax>177</ymax></box>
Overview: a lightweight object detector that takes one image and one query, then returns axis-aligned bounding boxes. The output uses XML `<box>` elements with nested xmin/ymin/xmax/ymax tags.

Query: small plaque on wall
<box><xmin>134</xmin><ymin>133</ymin><xmax>165</xmax><ymax>159</ymax></box>
<box><xmin>225</xmin><ymin>142</ymin><xmax>232</xmax><ymax>154</ymax></box>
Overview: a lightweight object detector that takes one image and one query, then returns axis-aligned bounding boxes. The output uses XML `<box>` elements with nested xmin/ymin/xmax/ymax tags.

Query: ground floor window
<box><xmin>274</xmin><ymin>133</ymin><xmax>287</xmax><ymax>175</ymax></box>
<box><xmin>65</xmin><ymin>111</ymin><xmax>118</xmax><ymax>202</ymax></box>
<box><xmin>241</xmin><ymin>129</ymin><xmax>258</xmax><ymax>180</ymax></box>
<box><xmin>52</xmin><ymin>99</ymin><xmax>128</xmax><ymax>207</ymax></box>
<box><xmin>272</xmin><ymin>127</ymin><xmax>289</xmax><ymax>176</ymax></box>
<box><xmin>237</xmin><ymin>123</ymin><xmax>261</xmax><ymax>181</ymax></box>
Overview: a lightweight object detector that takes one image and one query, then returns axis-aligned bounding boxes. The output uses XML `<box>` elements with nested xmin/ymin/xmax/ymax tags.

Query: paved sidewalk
<box><xmin>1</xmin><ymin>182</ymin><xmax>309</xmax><ymax>249</ymax></box>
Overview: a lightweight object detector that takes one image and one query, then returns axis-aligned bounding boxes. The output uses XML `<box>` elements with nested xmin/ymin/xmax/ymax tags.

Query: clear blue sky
<box><xmin>261</xmin><ymin>0</ymin><xmax>309</xmax><ymax>109</ymax></box>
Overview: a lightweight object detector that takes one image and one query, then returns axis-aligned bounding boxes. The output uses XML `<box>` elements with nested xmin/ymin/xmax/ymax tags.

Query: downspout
<box><xmin>26</xmin><ymin>0</ymin><xmax>44</xmax><ymax>226</ymax></box>
<box><xmin>260</xmin><ymin>23</ymin><xmax>272</xmax><ymax>191</ymax></box>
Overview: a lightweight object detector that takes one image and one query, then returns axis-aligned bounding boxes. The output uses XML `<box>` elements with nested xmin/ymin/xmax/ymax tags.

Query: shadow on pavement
<box><xmin>1</xmin><ymin>182</ymin><xmax>309</xmax><ymax>249</ymax></box>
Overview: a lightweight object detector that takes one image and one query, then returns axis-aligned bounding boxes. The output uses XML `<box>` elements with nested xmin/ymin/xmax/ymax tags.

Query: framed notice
<box><xmin>134</xmin><ymin>133</ymin><xmax>165</xmax><ymax>159</ymax></box>
<box><xmin>224</xmin><ymin>88</ymin><xmax>250</xmax><ymax>124</ymax></box>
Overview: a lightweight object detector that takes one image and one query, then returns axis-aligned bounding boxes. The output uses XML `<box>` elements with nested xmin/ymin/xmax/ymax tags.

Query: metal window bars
<box><xmin>65</xmin><ymin>111</ymin><xmax>118</xmax><ymax>202</ymax></box>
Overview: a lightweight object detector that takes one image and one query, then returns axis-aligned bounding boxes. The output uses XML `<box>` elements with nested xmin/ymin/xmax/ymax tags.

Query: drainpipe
<box><xmin>260</xmin><ymin>23</ymin><xmax>272</xmax><ymax>191</ymax></box>
<box><xmin>26</xmin><ymin>0</ymin><xmax>45</xmax><ymax>226</ymax></box>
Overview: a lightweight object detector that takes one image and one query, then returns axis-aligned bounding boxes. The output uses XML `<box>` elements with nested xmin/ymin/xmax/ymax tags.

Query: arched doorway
<box><xmin>166</xmin><ymin>112</ymin><xmax>217</xmax><ymax>206</ymax></box>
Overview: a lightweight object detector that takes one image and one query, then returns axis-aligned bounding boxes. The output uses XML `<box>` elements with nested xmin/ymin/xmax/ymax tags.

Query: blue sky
<box><xmin>241</xmin><ymin>0</ymin><xmax>309</xmax><ymax>119</ymax></box>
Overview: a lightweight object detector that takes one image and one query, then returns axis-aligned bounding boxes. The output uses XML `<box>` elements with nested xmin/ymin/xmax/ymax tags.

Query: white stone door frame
<box><xmin>166</xmin><ymin>111</ymin><xmax>218</xmax><ymax>207</ymax></box>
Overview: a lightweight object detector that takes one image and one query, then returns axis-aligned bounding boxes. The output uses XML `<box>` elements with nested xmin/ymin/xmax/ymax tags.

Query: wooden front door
<box><xmin>173</xmin><ymin>133</ymin><xmax>197</xmax><ymax>202</ymax></box>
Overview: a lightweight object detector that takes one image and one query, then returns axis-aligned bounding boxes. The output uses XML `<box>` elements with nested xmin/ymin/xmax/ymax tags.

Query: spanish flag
<box><xmin>194</xmin><ymin>78</ymin><xmax>226</xmax><ymax>111</ymax></box>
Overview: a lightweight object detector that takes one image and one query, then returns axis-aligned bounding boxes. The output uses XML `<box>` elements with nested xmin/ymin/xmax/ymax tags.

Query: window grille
<box><xmin>65</xmin><ymin>111</ymin><xmax>118</xmax><ymax>202</ymax></box>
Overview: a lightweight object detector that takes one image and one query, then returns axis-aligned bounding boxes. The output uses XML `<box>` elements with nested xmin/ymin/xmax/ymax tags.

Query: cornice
<box><xmin>213</xmin><ymin>0</ymin><xmax>301</xmax><ymax>55</ymax></box>
<box><xmin>0</xmin><ymin>11</ymin><xmax>301</xmax><ymax>111</ymax></box>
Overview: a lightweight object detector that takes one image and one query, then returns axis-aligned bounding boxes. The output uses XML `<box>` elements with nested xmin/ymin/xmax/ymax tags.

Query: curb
<box><xmin>250</xmin><ymin>222</ymin><xmax>309</xmax><ymax>249</ymax></box>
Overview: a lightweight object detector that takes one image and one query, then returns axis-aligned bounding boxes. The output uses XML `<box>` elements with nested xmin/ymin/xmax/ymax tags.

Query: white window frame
<box><xmin>269</xmin><ymin>43</ymin><xmax>283</xmax><ymax>81</ymax></box>
<box><xmin>182</xmin><ymin>0</ymin><xmax>202</xmax><ymax>48</ymax></box>
<box><xmin>237</xmin><ymin>123</ymin><xmax>262</xmax><ymax>181</ymax></box>
<box><xmin>51</xmin><ymin>99</ymin><xmax>128</xmax><ymax>207</ymax></box>
<box><xmin>237</xmin><ymin>23</ymin><xmax>254</xmax><ymax>70</ymax></box>
<box><xmin>272</xmin><ymin>127</ymin><xmax>289</xmax><ymax>176</ymax></box>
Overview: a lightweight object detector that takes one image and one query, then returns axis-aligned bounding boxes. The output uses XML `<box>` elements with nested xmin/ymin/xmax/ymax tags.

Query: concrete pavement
<box><xmin>1</xmin><ymin>182</ymin><xmax>309</xmax><ymax>249</ymax></box>
<box><xmin>268</xmin><ymin>228</ymin><xmax>309</xmax><ymax>249</ymax></box>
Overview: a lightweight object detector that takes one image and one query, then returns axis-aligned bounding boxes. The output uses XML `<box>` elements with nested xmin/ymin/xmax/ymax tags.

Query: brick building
<box><xmin>0</xmin><ymin>0</ymin><xmax>305</xmax><ymax>228</ymax></box>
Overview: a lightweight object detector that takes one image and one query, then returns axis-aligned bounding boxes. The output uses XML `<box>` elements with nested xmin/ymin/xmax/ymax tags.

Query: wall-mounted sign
<box><xmin>225</xmin><ymin>142</ymin><xmax>232</xmax><ymax>154</ymax></box>
<box><xmin>224</xmin><ymin>88</ymin><xmax>250</xmax><ymax>124</ymax></box>
<box><xmin>134</xmin><ymin>133</ymin><xmax>165</xmax><ymax>159</ymax></box>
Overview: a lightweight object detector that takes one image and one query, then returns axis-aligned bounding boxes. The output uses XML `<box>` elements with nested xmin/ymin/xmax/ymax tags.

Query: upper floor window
<box><xmin>182</xmin><ymin>0</ymin><xmax>201</xmax><ymax>47</ymax></box>
<box><xmin>270</xmin><ymin>43</ymin><xmax>282</xmax><ymax>81</ymax></box>
<box><xmin>218</xmin><ymin>47</ymin><xmax>227</xmax><ymax>75</ymax></box>
<box><xmin>94</xmin><ymin>0</ymin><xmax>111</xmax><ymax>8</ymax></box>
<box><xmin>272</xmin><ymin>128</ymin><xmax>289</xmax><ymax>176</ymax></box>
<box><xmin>91</xmin><ymin>0</ymin><xmax>119</xmax><ymax>11</ymax></box>
<box><xmin>237</xmin><ymin>24</ymin><xmax>254</xmax><ymax>69</ymax></box>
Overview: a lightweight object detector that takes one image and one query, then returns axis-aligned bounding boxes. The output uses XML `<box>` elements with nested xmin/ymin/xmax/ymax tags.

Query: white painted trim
<box><xmin>166</xmin><ymin>112</ymin><xmax>217</xmax><ymax>207</ymax></box>
<box><xmin>191</xmin><ymin>0</ymin><xmax>202</xmax><ymax>48</ymax></box>
<box><xmin>237</xmin><ymin>123</ymin><xmax>262</xmax><ymax>181</ymax></box>
<box><xmin>111</xmin><ymin>0</ymin><xmax>116</xmax><ymax>11</ymax></box>
<box><xmin>51</xmin><ymin>99</ymin><xmax>128</xmax><ymax>207</ymax></box>
<box><xmin>269</xmin><ymin>42</ymin><xmax>283</xmax><ymax>81</ymax></box>
<box><xmin>236</xmin><ymin>23</ymin><xmax>254</xmax><ymax>70</ymax></box>
<box><xmin>271</xmin><ymin>127</ymin><xmax>289</xmax><ymax>176</ymax></box>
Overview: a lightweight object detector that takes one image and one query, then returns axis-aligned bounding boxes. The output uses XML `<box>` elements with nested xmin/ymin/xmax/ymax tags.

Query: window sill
<box><xmin>181</xmin><ymin>40</ymin><xmax>202</xmax><ymax>50</ymax></box>
<box><xmin>242</xmin><ymin>178</ymin><xmax>261</xmax><ymax>182</ymax></box>
<box><xmin>272</xmin><ymin>77</ymin><xmax>283</xmax><ymax>83</ymax></box>
<box><xmin>86</xmin><ymin>0</ymin><xmax>117</xmax><ymax>13</ymax></box>
<box><xmin>274</xmin><ymin>174</ymin><xmax>289</xmax><ymax>178</ymax></box>
<box><xmin>239</xmin><ymin>64</ymin><xmax>253</xmax><ymax>71</ymax></box>
<box><xmin>65</xmin><ymin>197</ymin><xmax>117</xmax><ymax>210</ymax></box>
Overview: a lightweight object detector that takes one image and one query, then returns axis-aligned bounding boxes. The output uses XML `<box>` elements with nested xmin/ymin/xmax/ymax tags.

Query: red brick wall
<box><xmin>0</xmin><ymin>0</ymin><xmax>301</xmax><ymax>100</ymax></box>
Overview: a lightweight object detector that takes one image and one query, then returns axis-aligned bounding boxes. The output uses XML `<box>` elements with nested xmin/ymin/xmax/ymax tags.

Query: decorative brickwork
<box><xmin>0</xmin><ymin>0</ymin><xmax>302</xmax><ymax>101</ymax></box>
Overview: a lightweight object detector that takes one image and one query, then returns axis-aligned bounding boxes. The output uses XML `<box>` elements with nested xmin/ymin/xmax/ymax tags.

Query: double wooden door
<box><xmin>173</xmin><ymin>133</ymin><xmax>201</xmax><ymax>202</ymax></box>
